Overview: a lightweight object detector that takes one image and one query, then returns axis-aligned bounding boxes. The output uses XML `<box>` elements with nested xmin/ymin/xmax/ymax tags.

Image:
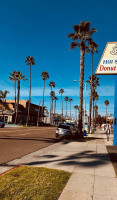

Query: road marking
<box><xmin>20</xmin><ymin>133</ymin><xmax>32</xmax><ymax>136</ymax></box>
<box><xmin>0</xmin><ymin>131</ymin><xmax>12</xmax><ymax>132</ymax></box>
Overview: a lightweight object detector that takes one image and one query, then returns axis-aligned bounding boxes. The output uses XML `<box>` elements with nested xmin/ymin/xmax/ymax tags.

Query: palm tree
<box><xmin>67</xmin><ymin>20</ymin><xmax>96</xmax><ymax>137</ymax></box>
<box><xmin>9</xmin><ymin>70</ymin><xmax>18</xmax><ymax>112</ymax></box>
<box><xmin>41</xmin><ymin>71</ymin><xmax>49</xmax><ymax>120</ymax></box>
<box><xmin>54</xmin><ymin>97</ymin><xmax>58</xmax><ymax>115</ymax></box>
<box><xmin>15</xmin><ymin>71</ymin><xmax>27</xmax><ymax>123</ymax></box>
<box><xmin>88</xmin><ymin>39</ymin><xmax>98</xmax><ymax>134</ymax></box>
<box><xmin>104</xmin><ymin>100</ymin><xmax>109</xmax><ymax>122</ymax></box>
<box><xmin>69</xmin><ymin>98</ymin><xmax>73</xmax><ymax>121</ymax></box>
<box><xmin>92</xmin><ymin>90</ymin><xmax>99</xmax><ymax>132</ymax></box>
<box><xmin>87</xmin><ymin>75</ymin><xmax>99</xmax><ymax>133</ymax></box>
<box><xmin>64</xmin><ymin>96</ymin><xmax>69</xmax><ymax>118</ymax></box>
<box><xmin>49</xmin><ymin>81</ymin><xmax>55</xmax><ymax>123</ymax></box>
<box><xmin>50</xmin><ymin>91</ymin><xmax>55</xmax><ymax>124</ymax></box>
<box><xmin>25</xmin><ymin>56</ymin><xmax>35</xmax><ymax>125</ymax></box>
<box><xmin>74</xmin><ymin>105</ymin><xmax>79</xmax><ymax>122</ymax></box>
<box><xmin>0</xmin><ymin>90</ymin><xmax>10</xmax><ymax>115</ymax></box>
<box><xmin>59</xmin><ymin>89</ymin><xmax>64</xmax><ymax>121</ymax></box>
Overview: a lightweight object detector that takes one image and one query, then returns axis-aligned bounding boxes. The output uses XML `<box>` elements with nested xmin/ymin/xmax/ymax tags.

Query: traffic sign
<box><xmin>95</xmin><ymin>42</ymin><xmax>117</xmax><ymax>75</ymax></box>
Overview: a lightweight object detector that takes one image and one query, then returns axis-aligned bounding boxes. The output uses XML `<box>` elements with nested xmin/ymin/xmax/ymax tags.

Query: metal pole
<box><xmin>84</xmin><ymin>83</ymin><xmax>87</xmax><ymax>131</ymax></box>
<box><xmin>114</xmin><ymin>75</ymin><xmax>117</xmax><ymax>145</ymax></box>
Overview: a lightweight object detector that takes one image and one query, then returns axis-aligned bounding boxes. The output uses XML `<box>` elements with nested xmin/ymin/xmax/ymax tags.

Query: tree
<box><xmin>0</xmin><ymin>90</ymin><xmax>10</xmax><ymax>115</ymax></box>
<box><xmin>15</xmin><ymin>71</ymin><xmax>27</xmax><ymax>123</ymax></box>
<box><xmin>9</xmin><ymin>70</ymin><xmax>18</xmax><ymax>112</ymax></box>
<box><xmin>69</xmin><ymin>98</ymin><xmax>73</xmax><ymax>121</ymax></box>
<box><xmin>92</xmin><ymin>90</ymin><xmax>99</xmax><ymax>132</ymax></box>
<box><xmin>67</xmin><ymin>20</ymin><xmax>97</xmax><ymax>137</ymax></box>
<box><xmin>104</xmin><ymin>100</ymin><xmax>109</xmax><ymax>121</ymax></box>
<box><xmin>87</xmin><ymin>75</ymin><xmax>99</xmax><ymax>133</ymax></box>
<box><xmin>64</xmin><ymin>96</ymin><xmax>69</xmax><ymax>118</ymax></box>
<box><xmin>49</xmin><ymin>81</ymin><xmax>55</xmax><ymax>123</ymax></box>
<box><xmin>74</xmin><ymin>105</ymin><xmax>79</xmax><ymax>122</ymax></box>
<box><xmin>59</xmin><ymin>89</ymin><xmax>64</xmax><ymax>121</ymax></box>
<box><xmin>50</xmin><ymin>91</ymin><xmax>55</xmax><ymax>124</ymax></box>
<box><xmin>54</xmin><ymin>96</ymin><xmax>58</xmax><ymax>115</ymax></box>
<box><xmin>25</xmin><ymin>56</ymin><xmax>35</xmax><ymax>125</ymax></box>
<box><xmin>41</xmin><ymin>71</ymin><xmax>49</xmax><ymax>120</ymax></box>
<box><xmin>87</xmin><ymin>39</ymin><xmax>98</xmax><ymax>134</ymax></box>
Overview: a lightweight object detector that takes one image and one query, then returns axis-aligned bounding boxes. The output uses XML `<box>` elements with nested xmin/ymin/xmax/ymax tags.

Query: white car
<box><xmin>56</xmin><ymin>124</ymin><xmax>72</xmax><ymax>139</ymax></box>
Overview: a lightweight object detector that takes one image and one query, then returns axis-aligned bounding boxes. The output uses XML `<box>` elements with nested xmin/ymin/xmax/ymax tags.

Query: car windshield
<box><xmin>58</xmin><ymin>125</ymin><xmax>70</xmax><ymax>129</ymax></box>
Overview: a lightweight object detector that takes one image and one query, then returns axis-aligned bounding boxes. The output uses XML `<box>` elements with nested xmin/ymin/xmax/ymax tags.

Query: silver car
<box><xmin>56</xmin><ymin>124</ymin><xmax>72</xmax><ymax>139</ymax></box>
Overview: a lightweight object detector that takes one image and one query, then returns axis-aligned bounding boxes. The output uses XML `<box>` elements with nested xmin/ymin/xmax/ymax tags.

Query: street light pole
<box><xmin>83</xmin><ymin>83</ymin><xmax>87</xmax><ymax>131</ymax></box>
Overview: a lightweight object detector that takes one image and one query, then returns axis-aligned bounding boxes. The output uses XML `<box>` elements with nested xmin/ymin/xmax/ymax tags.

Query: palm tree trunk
<box><xmin>26</xmin><ymin>64</ymin><xmax>31</xmax><ymax>126</ymax></box>
<box><xmin>51</xmin><ymin>97</ymin><xmax>53</xmax><ymax>124</ymax></box>
<box><xmin>78</xmin><ymin>43</ymin><xmax>85</xmax><ymax>137</ymax></box>
<box><xmin>50</xmin><ymin>87</ymin><xmax>52</xmax><ymax>124</ymax></box>
<box><xmin>41</xmin><ymin>80</ymin><xmax>45</xmax><ymax>121</ymax></box>
<box><xmin>66</xmin><ymin>101</ymin><xmax>67</xmax><ymax>118</ymax></box>
<box><xmin>70</xmin><ymin>102</ymin><xmax>71</xmax><ymax>121</ymax></box>
<box><xmin>61</xmin><ymin>94</ymin><xmax>63</xmax><ymax>121</ymax></box>
<box><xmin>88</xmin><ymin>52</ymin><xmax>93</xmax><ymax>134</ymax></box>
<box><xmin>16</xmin><ymin>80</ymin><xmax>20</xmax><ymax>124</ymax></box>
<box><xmin>54</xmin><ymin>100</ymin><xmax>56</xmax><ymax>115</ymax></box>
<box><xmin>106</xmin><ymin>106</ymin><xmax>107</xmax><ymax>124</ymax></box>
<box><xmin>14</xmin><ymin>80</ymin><xmax>16</xmax><ymax>112</ymax></box>
<box><xmin>92</xmin><ymin>99</ymin><xmax>94</xmax><ymax>132</ymax></box>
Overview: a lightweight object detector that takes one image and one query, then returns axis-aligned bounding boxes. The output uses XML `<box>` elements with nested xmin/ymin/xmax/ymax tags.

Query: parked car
<box><xmin>0</xmin><ymin>120</ymin><xmax>5</xmax><ymax>128</ymax></box>
<box><xmin>65</xmin><ymin>122</ymin><xmax>78</xmax><ymax>135</ymax></box>
<box><xmin>56</xmin><ymin>124</ymin><xmax>73</xmax><ymax>139</ymax></box>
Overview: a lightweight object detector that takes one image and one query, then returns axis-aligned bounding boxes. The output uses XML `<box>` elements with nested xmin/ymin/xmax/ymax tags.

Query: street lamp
<box><xmin>73</xmin><ymin>80</ymin><xmax>87</xmax><ymax>131</ymax></box>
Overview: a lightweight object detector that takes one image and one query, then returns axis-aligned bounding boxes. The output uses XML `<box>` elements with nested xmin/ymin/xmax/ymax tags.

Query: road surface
<box><xmin>0</xmin><ymin>126</ymin><xmax>57</xmax><ymax>165</ymax></box>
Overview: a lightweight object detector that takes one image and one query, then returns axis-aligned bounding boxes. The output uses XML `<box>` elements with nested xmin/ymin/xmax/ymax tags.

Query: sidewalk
<box><xmin>0</xmin><ymin>131</ymin><xmax>117</xmax><ymax>200</ymax></box>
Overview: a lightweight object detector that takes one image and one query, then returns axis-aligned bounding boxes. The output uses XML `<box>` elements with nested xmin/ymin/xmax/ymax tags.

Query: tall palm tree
<box><xmin>94</xmin><ymin>105</ymin><xmax>98</xmax><ymax>128</ymax></box>
<box><xmin>54</xmin><ymin>96</ymin><xmax>58</xmax><ymax>115</ymax></box>
<box><xmin>74</xmin><ymin>105</ymin><xmax>79</xmax><ymax>122</ymax></box>
<box><xmin>49</xmin><ymin>81</ymin><xmax>55</xmax><ymax>123</ymax></box>
<box><xmin>9</xmin><ymin>70</ymin><xmax>17</xmax><ymax>112</ymax></box>
<box><xmin>64</xmin><ymin>96</ymin><xmax>69</xmax><ymax>118</ymax></box>
<box><xmin>50</xmin><ymin>91</ymin><xmax>55</xmax><ymax>124</ymax></box>
<box><xmin>69</xmin><ymin>98</ymin><xmax>73</xmax><ymax>121</ymax></box>
<box><xmin>92</xmin><ymin>90</ymin><xmax>99</xmax><ymax>132</ymax></box>
<box><xmin>87</xmin><ymin>75</ymin><xmax>99</xmax><ymax>133</ymax></box>
<box><xmin>25</xmin><ymin>56</ymin><xmax>35</xmax><ymax>125</ymax></box>
<box><xmin>41</xmin><ymin>71</ymin><xmax>49</xmax><ymax>120</ymax></box>
<box><xmin>88</xmin><ymin>39</ymin><xmax>98</xmax><ymax>134</ymax></box>
<box><xmin>67</xmin><ymin>20</ymin><xmax>96</xmax><ymax>137</ymax></box>
<box><xmin>15</xmin><ymin>71</ymin><xmax>27</xmax><ymax>123</ymax></box>
<box><xmin>104</xmin><ymin>100</ymin><xmax>109</xmax><ymax>122</ymax></box>
<box><xmin>59</xmin><ymin>89</ymin><xmax>64</xmax><ymax>121</ymax></box>
<box><xmin>0</xmin><ymin>90</ymin><xmax>10</xmax><ymax>115</ymax></box>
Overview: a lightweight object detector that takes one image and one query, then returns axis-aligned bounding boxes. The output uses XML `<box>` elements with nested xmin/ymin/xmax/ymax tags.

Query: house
<box><xmin>0</xmin><ymin>100</ymin><xmax>43</xmax><ymax>124</ymax></box>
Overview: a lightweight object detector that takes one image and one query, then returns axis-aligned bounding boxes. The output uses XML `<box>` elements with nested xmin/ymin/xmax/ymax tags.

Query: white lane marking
<box><xmin>20</xmin><ymin>133</ymin><xmax>32</xmax><ymax>136</ymax></box>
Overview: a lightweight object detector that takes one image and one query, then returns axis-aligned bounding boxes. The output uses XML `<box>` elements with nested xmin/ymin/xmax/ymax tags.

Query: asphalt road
<box><xmin>0</xmin><ymin>126</ymin><xmax>57</xmax><ymax>165</ymax></box>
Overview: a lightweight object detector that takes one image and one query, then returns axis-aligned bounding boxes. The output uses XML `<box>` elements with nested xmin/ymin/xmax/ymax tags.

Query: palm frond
<box><xmin>70</xmin><ymin>41</ymin><xmax>78</xmax><ymax>50</ymax></box>
<box><xmin>73</xmin><ymin>25</ymin><xmax>79</xmax><ymax>33</ymax></box>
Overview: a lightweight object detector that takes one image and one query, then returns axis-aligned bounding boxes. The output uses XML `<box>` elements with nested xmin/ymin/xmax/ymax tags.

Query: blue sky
<box><xmin>0</xmin><ymin>0</ymin><xmax>116</xmax><ymax>117</ymax></box>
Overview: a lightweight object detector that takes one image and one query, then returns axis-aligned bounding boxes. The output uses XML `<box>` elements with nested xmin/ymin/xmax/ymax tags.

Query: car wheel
<box><xmin>1</xmin><ymin>125</ymin><xmax>4</xmax><ymax>128</ymax></box>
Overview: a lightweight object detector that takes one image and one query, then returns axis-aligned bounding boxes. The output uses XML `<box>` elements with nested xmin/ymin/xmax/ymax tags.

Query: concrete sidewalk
<box><xmin>0</xmin><ymin>131</ymin><xmax>117</xmax><ymax>200</ymax></box>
